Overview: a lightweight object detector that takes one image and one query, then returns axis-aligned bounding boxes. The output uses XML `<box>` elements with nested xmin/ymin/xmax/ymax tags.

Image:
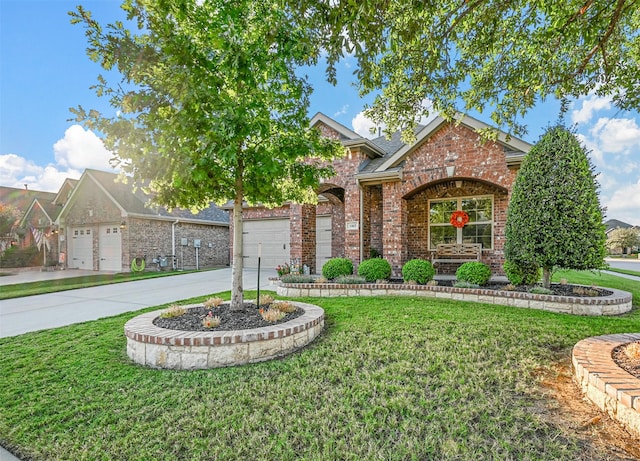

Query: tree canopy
<box><xmin>293</xmin><ymin>0</ymin><xmax>640</xmax><ymax>138</ymax></box>
<box><xmin>71</xmin><ymin>0</ymin><xmax>344</xmax><ymax>308</ymax></box>
<box><xmin>504</xmin><ymin>126</ymin><xmax>606</xmax><ymax>287</ymax></box>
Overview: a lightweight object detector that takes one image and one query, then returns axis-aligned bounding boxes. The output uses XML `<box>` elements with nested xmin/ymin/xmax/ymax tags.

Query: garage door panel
<box><xmin>99</xmin><ymin>224</ymin><xmax>122</xmax><ymax>271</ymax></box>
<box><xmin>70</xmin><ymin>227</ymin><xmax>93</xmax><ymax>269</ymax></box>
<box><xmin>242</xmin><ymin>219</ymin><xmax>290</xmax><ymax>269</ymax></box>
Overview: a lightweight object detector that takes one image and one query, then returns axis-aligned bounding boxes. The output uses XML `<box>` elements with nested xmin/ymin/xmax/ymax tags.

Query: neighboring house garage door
<box><xmin>316</xmin><ymin>215</ymin><xmax>332</xmax><ymax>273</ymax></box>
<box><xmin>243</xmin><ymin>219</ymin><xmax>290</xmax><ymax>270</ymax></box>
<box><xmin>69</xmin><ymin>227</ymin><xmax>93</xmax><ymax>269</ymax></box>
<box><xmin>99</xmin><ymin>224</ymin><xmax>122</xmax><ymax>271</ymax></box>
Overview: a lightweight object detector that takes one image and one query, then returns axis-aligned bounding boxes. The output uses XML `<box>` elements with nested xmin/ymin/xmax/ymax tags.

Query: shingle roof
<box><xmin>86</xmin><ymin>169</ymin><xmax>229</xmax><ymax>224</ymax></box>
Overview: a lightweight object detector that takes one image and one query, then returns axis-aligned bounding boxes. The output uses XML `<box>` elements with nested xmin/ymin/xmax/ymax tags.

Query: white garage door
<box><xmin>70</xmin><ymin>227</ymin><xmax>93</xmax><ymax>269</ymax></box>
<box><xmin>316</xmin><ymin>215</ymin><xmax>332</xmax><ymax>273</ymax></box>
<box><xmin>242</xmin><ymin>219</ymin><xmax>290</xmax><ymax>270</ymax></box>
<box><xmin>99</xmin><ymin>224</ymin><xmax>122</xmax><ymax>271</ymax></box>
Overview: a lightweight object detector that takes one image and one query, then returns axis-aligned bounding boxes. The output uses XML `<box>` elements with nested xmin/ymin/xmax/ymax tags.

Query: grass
<box><xmin>1</xmin><ymin>271</ymin><xmax>639</xmax><ymax>460</ymax></box>
<box><xmin>606</xmin><ymin>267</ymin><xmax>640</xmax><ymax>278</ymax></box>
<box><xmin>0</xmin><ymin>270</ymin><xmax>209</xmax><ymax>300</ymax></box>
<box><xmin>553</xmin><ymin>269</ymin><xmax>640</xmax><ymax>305</ymax></box>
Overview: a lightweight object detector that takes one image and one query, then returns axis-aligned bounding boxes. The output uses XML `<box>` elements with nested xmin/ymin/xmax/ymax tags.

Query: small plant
<box><xmin>404</xmin><ymin>280</ymin><xmax>417</xmax><ymax>285</ymax></box>
<box><xmin>202</xmin><ymin>311</ymin><xmax>221</xmax><ymax>328</ymax></box>
<box><xmin>453</xmin><ymin>281</ymin><xmax>480</xmax><ymax>288</ymax></box>
<box><xmin>624</xmin><ymin>342</ymin><xmax>640</xmax><ymax>361</ymax></box>
<box><xmin>258</xmin><ymin>294</ymin><xmax>275</xmax><ymax>306</ymax></box>
<box><xmin>503</xmin><ymin>260</ymin><xmax>541</xmax><ymax>285</ymax></box>
<box><xmin>357</xmin><ymin>258</ymin><xmax>392</xmax><ymax>282</ymax></box>
<box><xmin>456</xmin><ymin>262</ymin><xmax>491</xmax><ymax>285</ymax></box>
<box><xmin>159</xmin><ymin>304</ymin><xmax>186</xmax><ymax>318</ymax></box>
<box><xmin>402</xmin><ymin>259</ymin><xmax>435</xmax><ymax>284</ymax></box>
<box><xmin>275</xmin><ymin>263</ymin><xmax>290</xmax><ymax>277</ymax></box>
<box><xmin>426</xmin><ymin>280</ymin><xmax>439</xmax><ymax>287</ymax></box>
<box><xmin>314</xmin><ymin>276</ymin><xmax>328</xmax><ymax>284</ymax></box>
<box><xmin>272</xmin><ymin>301</ymin><xmax>296</xmax><ymax>313</ymax></box>
<box><xmin>334</xmin><ymin>275</ymin><xmax>367</xmax><ymax>284</ymax></box>
<box><xmin>259</xmin><ymin>307</ymin><xmax>285</xmax><ymax>322</ymax></box>
<box><xmin>280</xmin><ymin>274</ymin><xmax>315</xmax><ymax>283</ymax></box>
<box><xmin>502</xmin><ymin>283</ymin><xmax>517</xmax><ymax>291</ymax></box>
<box><xmin>572</xmin><ymin>286</ymin><xmax>599</xmax><ymax>297</ymax></box>
<box><xmin>322</xmin><ymin>258</ymin><xmax>354</xmax><ymax>280</ymax></box>
<box><xmin>559</xmin><ymin>278</ymin><xmax>569</xmax><ymax>285</ymax></box>
<box><xmin>529</xmin><ymin>286</ymin><xmax>554</xmax><ymax>295</ymax></box>
<box><xmin>204</xmin><ymin>297</ymin><xmax>224</xmax><ymax>309</ymax></box>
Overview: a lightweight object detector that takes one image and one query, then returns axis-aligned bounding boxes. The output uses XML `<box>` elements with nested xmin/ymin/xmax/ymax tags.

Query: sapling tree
<box><xmin>70</xmin><ymin>0</ymin><xmax>343</xmax><ymax>310</ymax></box>
<box><xmin>504</xmin><ymin>126</ymin><xmax>606</xmax><ymax>287</ymax></box>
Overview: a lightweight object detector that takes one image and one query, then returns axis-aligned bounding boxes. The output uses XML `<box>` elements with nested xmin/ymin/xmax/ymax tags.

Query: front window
<box><xmin>429</xmin><ymin>196</ymin><xmax>493</xmax><ymax>249</ymax></box>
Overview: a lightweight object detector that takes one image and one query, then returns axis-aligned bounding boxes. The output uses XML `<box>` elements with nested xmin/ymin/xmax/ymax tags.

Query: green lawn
<box><xmin>607</xmin><ymin>267</ymin><xmax>640</xmax><ymax>278</ymax></box>
<box><xmin>0</xmin><ymin>269</ymin><xmax>210</xmax><ymax>300</ymax></box>
<box><xmin>1</xmin><ymin>271</ymin><xmax>639</xmax><ymax>460</ymax></box>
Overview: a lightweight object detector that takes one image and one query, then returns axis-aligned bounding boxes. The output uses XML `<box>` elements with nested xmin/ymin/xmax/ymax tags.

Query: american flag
<box><xmin>30</xmin><ymin>226</ymin><xmax>50</xmax><ymax>251</ymax></box>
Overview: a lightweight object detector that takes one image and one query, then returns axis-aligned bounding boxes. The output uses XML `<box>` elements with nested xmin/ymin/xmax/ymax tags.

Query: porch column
<box><xmin>343</xmin><ymin>184</ymin><xmax>361</xmax><ymax>270</ymax></box>
<box><xmin>382</xmin><ymin>181</ymin><xmax>407</xmax><ymax>277</ymax></box>
<box><xmin>289</xmin><ymin>204</ymin><xmax>316</xmax><ymax>274</ymax></box>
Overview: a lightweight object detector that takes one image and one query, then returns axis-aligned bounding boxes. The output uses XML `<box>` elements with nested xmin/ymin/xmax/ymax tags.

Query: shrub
<box><xmin>453</xmin><ymin>281</ymin><xmax>480</xmax><ymax>288</ymax></box>
<box><xmin>322</xmin><ymin>258</ymin><xmax>353</xmax><ymax>280</ymax></box>
<box><xmin>258</xmin><ymin>294</ymin><xmax>275</xmax><ymax>306</ymax></box>
<box><xmin>529</xmin><ymin>286</ymin><xmax>554</xmax><ymax>295</ymax></box>
<box><xmin>159</xmin><ymin>304</ymin><xmax>186</xmax><ymax>318</ymax></box>
<box><xmin>333</xmin><ymin>275</ymin><xmax>367</xmax><ymax>284</ymax></box>
<box><xmin>625</xmin><ymin>342</ymin><xmax>640</xmax><ymax>360</ymax></box>
<box><xmin>202</xmin><ymin>312</ymin><xmax>221</xmax><ymax>328</ymax></box>
<box><xmin>455</xmin><ymin>262</ymin><xmax>491</xmax><ymax>285</ymax></box>
<box><xmin>272</xmin><ymin>301</ymin><xmax>296</xmax><ymax>313</ymax></box>
<box><xmin>204</xmin><ymin>297</ymin><xmax>224</xmax><ymax>309</ymax></box>
<box><xmin>357</xmin><ymin>258</ymin><xmax>392</xmax><ymax>282</ymax></box>
<box><xmin>280</xmin><ymin>274</ymin><xmax>315</xmax><ymax>284</ymax></box>
<box><xmin>259</xmin><ymin>307</ymin><xmax>285</xmax><ymax>322</ymax></box>
<box><xmin>0</xmin><ymin>245</ymin><xmax>40</xmax><ymax>268</ymax></box>
<box><xmin>402</xmin><ymin>259</ymin><xmax>435</xmax><ymax>284</ymax></box>
<box><xmin>503</xmin><ymin>260</ymin><xmax>541</xmax><ymax>285</ymax></box>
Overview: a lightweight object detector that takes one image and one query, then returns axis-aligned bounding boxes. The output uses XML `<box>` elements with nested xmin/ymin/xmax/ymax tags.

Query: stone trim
<box><xmin>277</xmin><ymin>283</ymin><xmax>632</xmax><ymax>316</ymax></box>
<box><xmin>573</xmin><ymin>334</ymin><xmax>640</xmax><ymax>438</ymax></box>
<box><xmin>124</xmin><ymin>302</ymin><xmax>324</xmax><ymax>369</ymax></box>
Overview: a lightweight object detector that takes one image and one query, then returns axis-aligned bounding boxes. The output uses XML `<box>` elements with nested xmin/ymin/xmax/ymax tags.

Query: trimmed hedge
<box><xmin>357</xmin><ymin>258</ymin><xmax>392</xmax><ymax>282</ymax></box>
<box><xmin>455</xmin><ymin>262</ymin><xmax>491</xmax><ymax>285</ymax></box>
<box><xmin>401</xmin><ymin>259</ymin><xmax>435</xmax><ymax>284</ymax></box>
<box><xmin>322</xmin><ymin>258</ymin><xmax>353</xmax><ymax>280</ymax></box>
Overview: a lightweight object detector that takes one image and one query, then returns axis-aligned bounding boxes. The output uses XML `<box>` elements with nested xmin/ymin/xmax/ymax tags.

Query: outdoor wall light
<box><xmin>446</xmin><ymin>165</ymin><xmax>455</xmax><ymax>177</ymax></box>
<box><xmin>120</xmin><ymin>221</ymin><xmax>126</xmax><ymax>229</ymax></box>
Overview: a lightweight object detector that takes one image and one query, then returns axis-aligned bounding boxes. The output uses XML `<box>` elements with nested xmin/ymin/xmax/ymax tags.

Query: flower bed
<box><xmin>277</xmin><ymin>282</ymin><xmax>632</xmax><ymax>316</ymax></box>
<box><xmin>124</xmin><ymin>301</ymin><xmax>324</xmax><ymax>370</ymax></box>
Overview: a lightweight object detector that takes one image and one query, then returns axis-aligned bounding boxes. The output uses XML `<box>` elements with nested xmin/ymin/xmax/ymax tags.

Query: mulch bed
<box><xmin>153</xmin><ymin>303</ymin><xmax>304</xmax><ymax>332</ymax></box>
<box><xmin>612</xmin><ymin>344</ymin><xmax>640</xmax><ymax>380</ymax></box>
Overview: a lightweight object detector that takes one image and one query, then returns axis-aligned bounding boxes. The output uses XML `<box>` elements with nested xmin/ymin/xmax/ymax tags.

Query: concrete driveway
<box><xmin>0</xmin><ymin>267</ymin><xmax>276</xmax><ymax>338</ymax></box>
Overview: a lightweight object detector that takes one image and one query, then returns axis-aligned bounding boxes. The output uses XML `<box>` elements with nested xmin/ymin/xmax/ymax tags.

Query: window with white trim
<box><xmin>428</xmin><ymin>196</ymin><xmax>493</xmax><ymax>249</ymax></box>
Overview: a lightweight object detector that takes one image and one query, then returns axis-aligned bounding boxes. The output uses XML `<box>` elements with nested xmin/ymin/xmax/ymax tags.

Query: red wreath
<box><xmin>450</xmin><ymin>210</ymin><xmax>469</xmax><ymax>228</ymax></box>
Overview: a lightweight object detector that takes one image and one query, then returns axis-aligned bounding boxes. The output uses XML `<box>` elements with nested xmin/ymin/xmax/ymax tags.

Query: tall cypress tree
<box><xmin>505</xmin><ymin>126</ymin><xmax>606</xmax><ymax>287</ymax></box>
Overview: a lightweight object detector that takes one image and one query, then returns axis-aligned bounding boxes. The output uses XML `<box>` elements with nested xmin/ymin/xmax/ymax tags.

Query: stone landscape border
<box><xmin>277</xmin><ymin>283</ymin><xmax>632</xmax><ymax>316</ymax></box>
<box><xmin>572</xmin><ymin>334</ymin><xmax>640</xmax><ymax>439</ymax></box>
<box><xmin>124</xmin><ymin>301</ymin><xmax>324</xmax><ymax>370</ymax></box>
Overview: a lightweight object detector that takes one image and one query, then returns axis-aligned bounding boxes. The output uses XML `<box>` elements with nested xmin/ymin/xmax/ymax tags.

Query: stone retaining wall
<box><xmin>124</xmin><ymin>302</ymin><xmax>324</xmax><ymax>370</ymax></box>
<box><xmin>277</xmin><ymin>283</ymin><xmax>632</xmax><ymax>316</ymax></box>
<box><xmin>573</xmin><ymin>334</ymin><xmax>640</xmax><ymax>438</ymax></box>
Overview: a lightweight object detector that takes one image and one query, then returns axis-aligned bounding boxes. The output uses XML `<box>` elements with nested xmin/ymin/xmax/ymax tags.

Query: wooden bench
<box><xmin>431</xmin><ymin>243</ymin><xmax>482</xmax><ymax>270</ymax></box>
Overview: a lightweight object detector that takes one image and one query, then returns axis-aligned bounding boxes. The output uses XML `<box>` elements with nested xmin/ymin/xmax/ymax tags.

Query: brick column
<box><xmin>289</xmin><ymin>204</ymin><xmax>317</xmax><ymax>274</ymax></box>
<box><xmin>382</xmin><ymin>181</ymin><xmax>407</xmax><ymax>277</ymax></box>
<box><xmin>343</xmin><ymin>184</ymin><xmax>361</xmax><ymax>269</ymax></box>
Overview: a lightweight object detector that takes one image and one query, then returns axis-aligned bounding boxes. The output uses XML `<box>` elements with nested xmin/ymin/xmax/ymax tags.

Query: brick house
<box><xmin>50</xmin><ymin>169</ymin><xmax>230</xmax><ymax>272</ymax></box>
<box><xmin>236</xmin><ymin>112</ymin><xmax>531</xmax><ymax>276</ymax></box>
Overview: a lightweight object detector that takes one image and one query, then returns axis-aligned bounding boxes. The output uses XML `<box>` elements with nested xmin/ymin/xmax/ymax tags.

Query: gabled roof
<box><xmin>0</xmin><ymin>186</ymin><xmax>56</xmax><ymax>214</ymax></box>
<box><xmin>56</xmin><ymin>169</ymin><xmax>229</xmax><ymax>226</ymax></box>
<box><xmin>605</xmin><ymin>219</ymin><xmax>637</xmax><ymax>232</ymax></box>
<box><xmin>310</xmin><ymin>112</ymin><xmax>361</xmax><ymax>140</ymax></box>
<box><xmin>18</xmin><ymin>197</ymin><xmax>60</xmax><ymax>228</ymax></box>
<box><xmin>373</xmin><ymin>114</ymin><xmax>532</xmax><ymax>173</ymax></box>
<box><xmin>52</xmin><ymin>178</ymin><xmax>78</xmax><ymax>206</ymax></box>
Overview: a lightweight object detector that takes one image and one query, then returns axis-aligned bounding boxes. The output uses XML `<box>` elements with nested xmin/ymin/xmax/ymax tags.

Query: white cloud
<box><xmin>352</xmin><ymin>111</ymin><xmax>384</xmax><ymax>139</ymax></box>
<box><xmin>589</xmin><ymin>117</ymin><xmax>640</xmax><ymax>154</ymax></box>
<box><xmin>571</xmin><ymin>94</ymin><xmax>612</xmax><ymax>124</ymax></box>
<box><xmin>333</xmin><ymin>104</ymin><xmax>349</xmax><ymax>117</ymax></box>
<box><xmin>53</xmin><ymin>125</ymin><xmax>113</xmax><ymax>171</ymax></box>
<box><xmin>604</xmin><ymin>179</ymin><xmax>640</xmax><ymax>226</ymax></box>
<box><xmin>0</xmin><ymin>154</ymin><xmax>43</xmax><ymax>185</ymax></box>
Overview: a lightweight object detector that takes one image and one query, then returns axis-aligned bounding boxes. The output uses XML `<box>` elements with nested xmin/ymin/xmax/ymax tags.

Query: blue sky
<box><xmin>1</xmin><ymin>0</ymin><xmax>639</xmax><ymax>225</ymax></box>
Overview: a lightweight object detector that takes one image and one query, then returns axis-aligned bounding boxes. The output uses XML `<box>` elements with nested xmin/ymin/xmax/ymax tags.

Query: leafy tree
<box><xmin>0</xmin><ymin>203</ymin><xmax>21</xmax><ymax>237</ymax></box>
<box><xmin>292</xmin><ymin>0</ymin><xmax>640</xmax><ymax>138</ymax></box>
<box><xmin>70</xmin><ymin>0</ymin><xmax>343</xmax><ymax>309</ymax></box>
<box><xmin>504</xmin><ymin>126</ymin><xmax>606</xmax><ymax>287</ymax></box>
<box><xmin>606</xmin><ymin>227</ymin><xmax>640</xmax><ymax>253</ymax></box>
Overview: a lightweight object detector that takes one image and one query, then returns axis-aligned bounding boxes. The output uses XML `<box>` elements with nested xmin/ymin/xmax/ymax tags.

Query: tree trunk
<box><xmin>542</xmin><ymin>266</ymin><xmax>551</xmax><ymax>289</ymax></box>
<box><xmin>230</xmin><ymin>168</ymin><xmax>244</xmax><ymax>311</ymax></box>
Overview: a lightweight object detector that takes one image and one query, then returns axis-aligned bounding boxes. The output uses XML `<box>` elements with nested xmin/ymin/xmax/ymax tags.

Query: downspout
<box><xmin>171</xmin><ymin>219</ymin><xmax>179</xmax><ymax>270</ymax></box>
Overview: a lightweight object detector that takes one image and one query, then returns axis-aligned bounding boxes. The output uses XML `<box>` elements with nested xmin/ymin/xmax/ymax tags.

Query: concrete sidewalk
<box><xmin>0</xmin><ymin>267</ymin><xmax>276</xmax><ymax>338</ymax></box>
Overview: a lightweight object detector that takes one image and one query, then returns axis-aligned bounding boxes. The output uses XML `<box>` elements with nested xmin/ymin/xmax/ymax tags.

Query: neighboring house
<box><xmin>605</xmin><ymin>219</ymin><xmax>639</xmax><ymax>255</ymax></box>
<box><xmin>1</xmin><ymin>169</ymin><xmax>230</xmax><ymax>271</ymax></box>
<box><xmin>234</xmin><ymin>112</ymin><xmax>531</xmax><ymax>276</ymax></box>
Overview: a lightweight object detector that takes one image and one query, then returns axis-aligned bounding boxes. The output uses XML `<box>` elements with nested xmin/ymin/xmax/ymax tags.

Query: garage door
<box><xmin>316</xmin><ymin>215</ymin><xmax>332</xmax><ymax>273</ymax></box>
<box><xmin>70</xmin><ymin>227</ymin><xmax>93</xmax><ymax>269</ymax></box>
<box><xmin>99</xmin><ymin>224</ymin><xmax>122</xmax><ymax>271</ymax></box>
<box><xmin>242</xmin><ymin>219</ymin><xmax>290</xmax><ymax>270</ymax></box>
